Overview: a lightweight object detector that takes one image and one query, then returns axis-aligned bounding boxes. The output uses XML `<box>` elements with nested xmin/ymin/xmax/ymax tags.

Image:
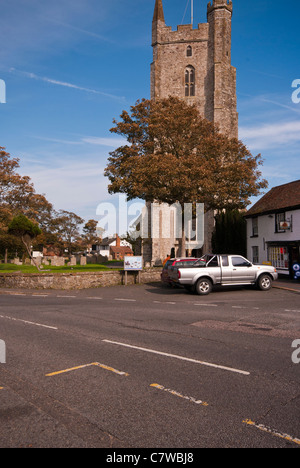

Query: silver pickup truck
<box><xmin>169</xmin><ymin>254</ymin><xmax>278</xmax><ymax>295</ymax></box>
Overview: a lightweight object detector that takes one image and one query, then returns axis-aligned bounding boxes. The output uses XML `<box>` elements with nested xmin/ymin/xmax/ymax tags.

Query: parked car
<box><xmin>161</xmin><ymin>258</ymin><xmax>197</xmax><ymax>285</ymax></box>
<box><xmin>168</xmin><ymin>254</ymin><xmax>278</xmax><ymax>295</ymax></box>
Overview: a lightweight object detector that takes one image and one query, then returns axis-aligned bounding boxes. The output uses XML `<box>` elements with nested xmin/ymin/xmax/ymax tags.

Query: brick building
<box><xmin>141</xmin><ymin>0</ymin><xmax>238</xmax><ymax>265</ymax></box>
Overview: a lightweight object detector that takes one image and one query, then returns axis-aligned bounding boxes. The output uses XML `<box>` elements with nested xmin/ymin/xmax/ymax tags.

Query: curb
<box><xmin>273</xmin><ymin>284</ymin><xmax>300</xmax><ymax>294</ymax></box>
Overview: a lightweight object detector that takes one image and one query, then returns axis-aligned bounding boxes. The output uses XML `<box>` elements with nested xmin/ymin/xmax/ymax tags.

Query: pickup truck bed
<box><xmin>169</xmin><ymin>254</ymin><xmax>278</xmax><ymax>295</ymax></box>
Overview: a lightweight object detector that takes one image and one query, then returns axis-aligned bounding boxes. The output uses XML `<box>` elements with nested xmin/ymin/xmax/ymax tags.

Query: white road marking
<box><xmin>194</xmin><ymin>303</ymin><xmax>218</xmax><ymax>307</ymax></box>
<box><xmin>8</xmin><ymin>293</ymin><xmax>26</xmax><ymax>296</ymax></box>
<box><xmin>103</xmin><ymin>339</ymin><xmax>250</xmax><ymax>376</ymax></box>
<box><xmin>114</xmin><ymin>298</ymin><xmax>136</xmax><ymax>302</ymax></box>
<box><xmin>56</xmin><ymin>295</ymin><xmax>76</xmax><ymax>298</ymax></box>
<box><xmin>0</xmin><ymin>314</ymin><xmax>57</xmax><ymax>330</ymax></box>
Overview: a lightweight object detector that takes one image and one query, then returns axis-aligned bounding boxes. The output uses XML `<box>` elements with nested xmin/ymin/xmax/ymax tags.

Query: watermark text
<box><xmin>0</xmin><ymin>340</ymin><xmax>6</xmax><ymax>363</ymax></box>
<box><xmin>0</xmin><ymin>79</ymin><xmax>6</xmax><ymax>104</ymax></box>
<box><xmin>96</xmin><ymin>195</ymin><xmax>204</xmax><ymax>250</ymax></box>
<box><xmin>291</xmin><ymin>79</ymin><xmax>300</xmax><ymax>104</ymax></box>
<box><xmin>292</xmin><ymin>339</ymin><xmax>300</xmax><ymax>364</ymax></box>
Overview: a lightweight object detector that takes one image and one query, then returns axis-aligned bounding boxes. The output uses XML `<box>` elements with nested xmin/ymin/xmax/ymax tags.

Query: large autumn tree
<box><xmin>105</xmin><ymin>97</ymin><xmax>267</xmax><ymax>208</ymax></box>
<box><xmin>104</xmin><ymin>97</ymin><xmax>267</xmax><ymax>253</ymax></box>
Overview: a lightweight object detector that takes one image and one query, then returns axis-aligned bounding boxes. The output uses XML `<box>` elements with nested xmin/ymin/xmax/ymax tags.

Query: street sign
<box><xmin>124</xmin><ymin>256</ymin><xmax>143</xmax><ymax>271</ymax></box>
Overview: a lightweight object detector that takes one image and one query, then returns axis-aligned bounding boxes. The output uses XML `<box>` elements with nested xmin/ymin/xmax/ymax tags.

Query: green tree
<box><xmin>82</xmin><ymin>219</ymin><xmax>100</xmax><ymax>250</ymax></box>
<box><xmin>50</xmin><ymin>210</ymin><xmax>84</xmax><ymax>254</ymax></box>
<box><xmin>8</xmin><ymin>214</ymin><xmax>42</xmax><ymax>270</ymax></box>
<box><xmin>212</xmin><ymin>210</ymin><xmax>247</xmax><ymax>256</ymax></box>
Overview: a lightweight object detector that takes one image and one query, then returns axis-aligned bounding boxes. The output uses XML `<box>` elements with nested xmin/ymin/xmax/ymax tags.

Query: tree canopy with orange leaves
<box><xmin>105</xmin><ymin>97</ymin><xmax>268</xmax><ymax>211</ymax></box>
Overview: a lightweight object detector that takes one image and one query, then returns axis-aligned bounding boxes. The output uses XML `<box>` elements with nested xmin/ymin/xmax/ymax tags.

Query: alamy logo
<box><xmin>292</xmin><ymin>339</ymin><xmax>300</xmax><ymax>364</ymax></box>
<box><xmin>96</xmin><ymin>195</ymin><xmax>204</xmax><ymax>250</ymax></box>
<box><xmin>291</xmin><ymin>79</ymin><xmax>300</xmax><ymax>104</ymax></box>
<box><xmin>0</xmin><ymin>79</ymin><xmax>6</xmax><ymax>104</ymax></box>
<box><xmin>0</xmin><ymin>340</ymin><xmax>6</xmax><ymax>363</ymax></box>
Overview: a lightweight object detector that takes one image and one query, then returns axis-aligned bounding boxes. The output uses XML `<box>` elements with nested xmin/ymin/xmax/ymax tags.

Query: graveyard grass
<box><xmin>0</xmin><ymin>262</ymin><xmax>122</xmax><ymax>274</ymax></box>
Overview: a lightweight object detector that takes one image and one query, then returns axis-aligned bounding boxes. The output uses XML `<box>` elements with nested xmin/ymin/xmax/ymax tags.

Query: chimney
<box><xmin>116</xmin><ymin>234</ymin><xmax>121</xmax><ymax>247</ymax></box>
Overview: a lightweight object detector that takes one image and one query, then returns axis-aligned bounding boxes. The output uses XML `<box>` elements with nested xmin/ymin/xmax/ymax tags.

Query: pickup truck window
<box><xmin>221</xmin><ymin>255</ymin><xmax>229</xmax><ymax>266</ymax></box>
<box><xmin>193</xmin><ymin>257</ymin><xmax>208</xmax><ymax>267</ymax></box>
<box><xmin>207</xmin><ymin>255</ymin><xmax>219</xmax><ymax>267</ymax></box>
<box><xmin>232</xmin><ymin>256</ymin><xmax>252</xmax><ymax>267</ymax></box>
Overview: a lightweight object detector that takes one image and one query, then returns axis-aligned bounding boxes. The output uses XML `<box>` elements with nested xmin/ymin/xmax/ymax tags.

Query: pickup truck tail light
<box><xmin>177</xmin><ymin>270</ymin><xmax>181</xmax><ymax>279</ymax></box>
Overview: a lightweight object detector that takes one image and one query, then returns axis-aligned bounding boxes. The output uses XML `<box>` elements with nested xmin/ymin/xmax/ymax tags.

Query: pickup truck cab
<box><xmin>169</xmin><ymin>254</ymin><xmax>278</xmax><ymax>295</ymax></box>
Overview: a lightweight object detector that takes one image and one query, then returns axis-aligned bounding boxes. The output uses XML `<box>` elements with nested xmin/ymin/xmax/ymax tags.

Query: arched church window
<box><xmin>185</xmin><ymin>66</ymin><xmax>195</xmax><ymax>97</ymax></box>
<box><xmin>186</xmin><ymin>46</ymin><xmax>192</xmax><ymax>57</ymax></box>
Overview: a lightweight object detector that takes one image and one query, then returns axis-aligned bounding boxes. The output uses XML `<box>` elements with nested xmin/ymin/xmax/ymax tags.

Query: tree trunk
<box><xmin>21</xmin><ymin>235</ymin><xmax>42</xmax><ymax>272</ymax></box>
<box><xmin>180</xmin><ymin>225</ymin><xmax>186</xmax><ymax>257</ymax></box>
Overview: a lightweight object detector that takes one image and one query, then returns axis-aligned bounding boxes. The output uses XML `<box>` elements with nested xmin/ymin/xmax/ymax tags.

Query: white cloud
<box><xmin>20</xmin><ymin>158</ymin><xmax>109</xmax><ymax>218</ymax></box>
<box><xmin>239</xmin><ymin>120</ymin><xmax>300</xmax><ymax>150</ymax></box>
<box><xmin>10</xmin><ymin>68</ymin><xmax>126</xmax><ymax>102</ymax></box>
<box><xmin>33</xmin><ymin>135</ymin><xmax>127</xmax><ymax>148</ymax></box>
<box><xmin>82</xmin><ymin>136</ymin><xmax>127</xmax><ymax>147</ymax></box>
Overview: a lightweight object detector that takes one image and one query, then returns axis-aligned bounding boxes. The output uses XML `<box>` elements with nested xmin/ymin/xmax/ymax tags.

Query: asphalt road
<box><xmin>0</xmin><ymin>282</ymin><xmax>299</xmax><ymax>449</ymax></box>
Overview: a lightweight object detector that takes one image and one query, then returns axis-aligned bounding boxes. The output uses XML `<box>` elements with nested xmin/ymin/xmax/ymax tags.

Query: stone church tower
<box><xmin>141</xmin><ymin>0</ymin><xmax>238</xmax><ymax>265</ymax></box>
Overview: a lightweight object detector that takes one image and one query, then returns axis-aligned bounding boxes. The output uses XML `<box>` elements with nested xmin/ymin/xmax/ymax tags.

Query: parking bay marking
<box><xmin>103</xmin><ymin>340</ymin><xmax>250</xmax><ymax>376</ymax></box>
<box><xmin>45</xmin><ymin>362</ymin><xmax>129</xmax><ymax>377</ymax></box>
<box><xmin>150</xmin><ymin>383</ymin><xmax>208</xmax><ymax>406</ymax></box>
<box><xmin>243</xmin><ymin>419</ymin><xmax>300</xmax><ymax>446</ymax></box>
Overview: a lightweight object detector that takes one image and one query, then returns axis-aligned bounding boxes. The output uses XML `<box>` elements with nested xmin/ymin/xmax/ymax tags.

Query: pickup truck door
<box><xmin>220</xmin><ymin>255</ymin><xmax>232</xmax><ymax>283</ymax></box>
<box><xmin>205</xmin><ymin>255</ymin><xmax>222</xmax><ymax>283</ymax></box>
<box><xmin>230</xmin><ymin>256</ymin><xmax>256</xmax><ymax>283</ymax></box>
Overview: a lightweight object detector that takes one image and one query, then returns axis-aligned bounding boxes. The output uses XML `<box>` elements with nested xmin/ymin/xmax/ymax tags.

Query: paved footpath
<box><xmin>274</xmin><ymin>277</ymin><xmax>300</xmax><ymax>293</ymax></box>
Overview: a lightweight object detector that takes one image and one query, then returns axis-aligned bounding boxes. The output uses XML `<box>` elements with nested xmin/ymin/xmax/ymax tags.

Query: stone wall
<box><xmin>0</xmin><ymin>268</ymin><xmax>162</xmax><ymax>290</ymax></box>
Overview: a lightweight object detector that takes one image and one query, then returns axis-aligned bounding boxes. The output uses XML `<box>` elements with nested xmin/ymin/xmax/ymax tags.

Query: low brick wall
<box><xmin>0</xmin><ymin>268</ymin><xmax>162</xmax><ymax>290</ymax></box>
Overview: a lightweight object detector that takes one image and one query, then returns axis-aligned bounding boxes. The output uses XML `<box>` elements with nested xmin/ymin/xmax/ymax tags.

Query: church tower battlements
<box><xmin>151</xmin><ymin>0</ymin><xmax>238</xmax><ymax>139</ymax></box>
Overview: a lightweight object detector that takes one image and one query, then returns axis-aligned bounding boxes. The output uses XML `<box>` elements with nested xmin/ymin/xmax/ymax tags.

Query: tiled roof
<box><xmin>246</xmin><ymin>180</ymin><xmax>300</xmax><ymax>217</ymax></box>
<box><xmin>110</xmin><ymin>246</ymin><xmax>133</xmax><ymax>254</ymax></box>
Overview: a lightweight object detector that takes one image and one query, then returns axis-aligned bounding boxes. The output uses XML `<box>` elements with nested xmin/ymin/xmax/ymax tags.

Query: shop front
<box><xmin>268</xmin><ymin>241</ymin><xmax>300</xmax><ymax>278</ymax></box>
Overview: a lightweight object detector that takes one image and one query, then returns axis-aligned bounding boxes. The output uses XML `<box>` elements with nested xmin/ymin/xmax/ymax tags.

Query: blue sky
<box><xmin>0</xmin><ymin>0</ymin><xmax>300</xmax><ymax>229</ymax></box>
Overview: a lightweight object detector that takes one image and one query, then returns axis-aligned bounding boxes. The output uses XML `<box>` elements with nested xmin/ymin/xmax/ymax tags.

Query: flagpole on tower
<box><xmin>191</xmin><ymin>0</ymin><xmax>193</xmax><ymax>26</ymax></box>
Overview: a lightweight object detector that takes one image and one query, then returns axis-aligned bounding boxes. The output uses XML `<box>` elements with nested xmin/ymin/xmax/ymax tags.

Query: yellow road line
<box><xmin>93</xmin><ymin>362</ymin><xmax>129</xmax><ymax>376</ymax></box>
<box><xmin>243</xmin><ymin>419</ymin><xmax>300</xmax><ymax>446</ymax></box>
<box><xmin>150</xmin><ymin>383</ymin><xmax>208</xmax><ymax>406</ymax></box>
<box><xmin>45</xmin><ymin>363</ymin><xmax>94</xmax><ymax>377</ymax></box>
<box><xmin>46</xmin><ymin>362</ymin><xmax>129</xmax><ymax>377</ymax></box>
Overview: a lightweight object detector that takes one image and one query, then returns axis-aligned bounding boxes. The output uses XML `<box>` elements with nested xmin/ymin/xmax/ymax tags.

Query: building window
<box><xmin>185</xmin><ymin>66</ymin><xmax>195</xmax><ymax>97</ymax></box>
<box><xmin>275</xmin><ymin>212</ymin><xmax>285</xmax><ymax>233</ymax></box>
<box><xmin>186</xmin><ymin>46</ymin><xmax>192</xmax><ymax>57</ymax></box>
<box><xmin>268</xmin><ymin>246</ymin><xmax>289</xmax><ymax>270</ymax></box>
<box><xmin>252</xmin><ymin>246</ymin><xmax>259</xmax><ymax>264</ymax></box>
<box><xmin>251</xmin><ymin>217</ymin><xmax>258</xmax><ymax>237</ymax></box>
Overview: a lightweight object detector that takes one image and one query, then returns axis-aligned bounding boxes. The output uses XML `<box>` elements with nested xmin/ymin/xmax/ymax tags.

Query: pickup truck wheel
<box><xmin>195</xmin><ymin>278</ymin><xmax>212</xmax><ymax>295</ymax></box>
<box><xmin>257</xmin><ymin>274</ymin><xmax>272</xmax><ymax>291</ymax></box>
